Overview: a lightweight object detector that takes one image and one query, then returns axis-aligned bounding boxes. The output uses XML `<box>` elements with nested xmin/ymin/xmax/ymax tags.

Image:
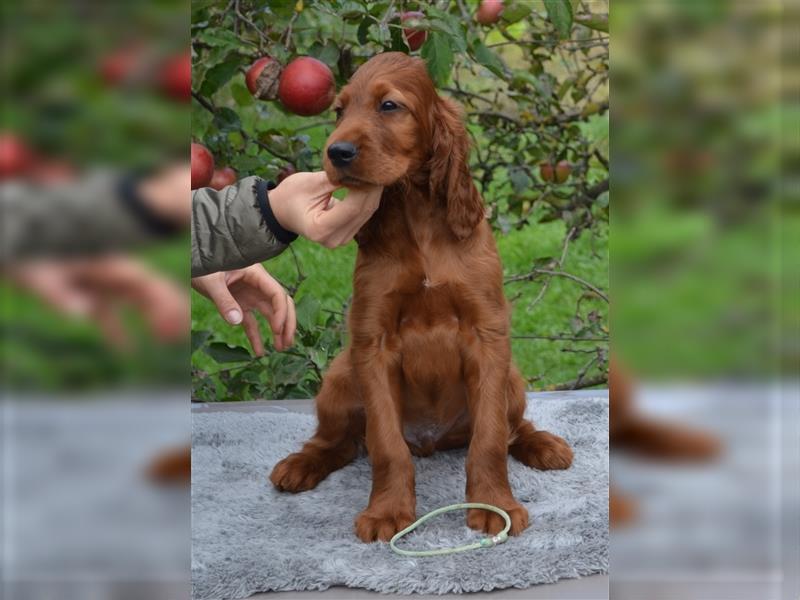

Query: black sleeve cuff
<box><xmin>254</xmin><ymin>178</ymin><xmax>298</xmax><ymax>245</ymax></box>
<box><xmin>117</xmin><ymin>173</ymin><xmax>181</xmax><ymax>238</ymax></box>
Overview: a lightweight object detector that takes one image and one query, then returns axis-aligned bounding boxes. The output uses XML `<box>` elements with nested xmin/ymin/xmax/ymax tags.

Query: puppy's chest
<box><xmin>395</xmin><ymin>263</ymin><xmax>462</xmax><ymax>328</ymax></box>
<box><xmin>399</xmin><ymin>236</ymin><xmax>460</xmax><ymax>293</ymax></box>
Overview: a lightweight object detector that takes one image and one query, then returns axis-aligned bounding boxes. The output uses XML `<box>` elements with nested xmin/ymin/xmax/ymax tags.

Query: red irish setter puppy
<box><xmin>270</xmin><ymin>52</ymin><xmax>573</xmax><ymax>542</ymax></box>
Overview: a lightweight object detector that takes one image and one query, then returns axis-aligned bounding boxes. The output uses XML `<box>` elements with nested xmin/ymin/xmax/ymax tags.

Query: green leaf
<box><xmin>421</xmin><ymin>31</ymin><xmax>453</xmax><ymax>87</ymax></box>
<box><xmin>501</xmin><ymin>1</ymin><xmax>533</xmax><ymax>24</ymax></box>
<box><xmin>356</xmin><ymin>17</ymin><xmax>371</xmax><ymax>45</ymax></box>
<box><xmin>544</xmin><ymin>0</ymin><xmax>573</xmax><ymax>39</ymax></box>
<box><xmin>294</xmin><ymin>294</ymin><xmax>321</xmax><ymax>331</ymax></box>
<box><xmin>201</xmin><ymin>45</ymin><xmax>236</xmax><ymax>70</ymax></box>
<box><xmin>552</xmin><ymin>184</ymin><xmax>575</xmax><ymax>199</ymax></box>
<box><xmin>192</xmin><ymin>375</ymin><xmax>217</xmax><ymax>402</ymax></box>
<box><xmin>309</xmin><ymin>347</ymin><xmax>328</xmax><ymax>370</ymax></box>
<box><xmin>269</xmin><ymin>1</ymin><xmax>297</xmax><ymax>18</ymax></box>
<box><xmin>510</xmin><ymin>69</ymin><xmax>538</xmax><ymax>91</ymax></box>
<box><xmin>509</xmin><ymin>166</ymin><xmax>531</xmax><ymax>194</ymax></box>
<box><xmin>213</xmin><ymin>107</ymin><xmax>241</xmax><ymax>133</ymax></box>
<box><xmin>192</xmin><ymin>0</ymin><xmax>217</xmax><ymax>14</ymax></box>
<box><xmin>389</xmin><ymin>22</ymin><xmax>406</xmax><ymax>52</ymax></box>
<box><xmin>369</xmin><ymin>22</ymin><xmax>390</xmax><ymax>46</ymax></box>
<box><xmin>574</xmin><ymin>13</ymin><xmax>608</xmax><ymax>33</ymax></box>
<box><xmin>557</xmin><ymin>77</ymin><xmax>574</xmax><ymax>99</ymax></box>
<box><xmin>232</xmin><ymin>154</ymin><xmax>266</xmax><ymax>173</ymax></box>
<box><xmin>425</xmin><ymin>6</ymin><xmax>467</xmax><ymax>53</ymax></box>
<box><xmin>204</xmin><ymin>342</ymin><xmax>252</xmax><ymax>363</ymax></box>
<box><xmin>200</xmin><ymin>56</ymin><xmax>242</xmax><ymax>96</ymax></box>
<box><xmin>192</xmin><ymin>104</ymin><xmax>212</xmax><ymax>138</ymax></box>
<box><xmin>425</xmin><ymin>5</ymin><xmax>463</xmax><ymax>33</ymax></box>
<box><xmin>191</xmin><ymin>330</ymin><xmax>210</xmax><ymax>353</ymax></box>
<box><xmin>270</xmin><ymin>354</ymin><xmax>308</xmax><ymax>387</ymax></box>
<box><xmin>231</xmin><ymin>81</ymin><xmax>254</xmax><ymax>107</ymax></box>
<box><xmin>308</xmin><ymin>41</ymin><xmax>340</xmax><ymax>68</ymax></box>
<box><xmin>534</xmin><ymin>73</ymin><xmax>556</xmax><ymax>99</ymax></box>
<box><xmin>338</xmin><ymin>0</ymin><xmax>364</xmax><ymax>20</ymax></box>
<box><xmin>471</xmin><ymin>40</ymin><xmax>506</xmax><ymax>78</ymax></box>
<box><xmin>198</xmin><ymin>29</ymin><xmax>242</xmax><ymax>49</ymax></box>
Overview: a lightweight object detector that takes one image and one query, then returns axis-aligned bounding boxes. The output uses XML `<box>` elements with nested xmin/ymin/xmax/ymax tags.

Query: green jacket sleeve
<box><xmin>191</xmin><ymin>176</ymin><xmax>288</xmax><ymax>277</ymax></box>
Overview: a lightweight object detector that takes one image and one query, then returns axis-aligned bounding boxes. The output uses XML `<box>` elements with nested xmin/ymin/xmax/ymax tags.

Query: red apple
<box><xmin>278</xmin><ymin>57</ymin><xmax>335</xmax><ymax>117</ymax></box>
<box><xmin>159</xmin><ymin>51</ymin><xmax>192</xmax><ymax>102</ymax></box>
<box><xmin>539</xmin><ymin>161</ymin><xmax>554</xmax><ymax>183</ymax></box>
<box><xmin>401</xmin><ymin>11</ymin><xmax>427</xmax><ymax>51</ymax></box>
<box><xmin>555</xmin><ymin>160</ymin><xmax>572</xmax><ymax>183</ymax></box>
<box><xmin>191</xmin><ymin>143</ymin><xmax>215</xmax><ymax>189</ymax></box>
<box><xmin>476</xmin><ymin>0</ymin><xmax>504</xmax><ymax>25</ymax></box>
<box><xmin>208</xmin><ymin>166</ymin><xmax>238</xmax><ymax>191</ymax></box>
<box><xmin>276</xmin><ymin>163</ymin><xmax>297</xmax><ymax>184</ymax></box>
<box><xmin>0</xmin><ymin>133</ymin><xmax>34</xmax><ymax>179</ymax></box>
<box><xmin>246</xmin><ymin>56</ymin><xmax>281</xmax><ymax>100</ymax></box>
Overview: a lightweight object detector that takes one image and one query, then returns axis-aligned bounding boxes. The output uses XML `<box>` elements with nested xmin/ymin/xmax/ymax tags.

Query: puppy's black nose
<box><xmin>327</xmin><ymin>141</ymin><xmax>358</xmax><ymax>167</ymax></box>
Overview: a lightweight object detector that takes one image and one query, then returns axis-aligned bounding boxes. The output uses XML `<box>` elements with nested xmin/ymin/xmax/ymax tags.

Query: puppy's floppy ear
<box><xmin>429</xmin><ymin>97</ymin><xmax>485</xmax><ymax>239</ymax></box>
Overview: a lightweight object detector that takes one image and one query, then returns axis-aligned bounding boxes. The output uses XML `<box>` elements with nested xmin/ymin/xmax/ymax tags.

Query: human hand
<box><xmin>269</xmin><ymin>171</ymin><xmax>383</xmax><ymax>248</ymax></box>
<box><xmin>6</xmin><ymin>255</ymin><xmax>188</xmax><ymax>349</ymax></box>
<box><xmin>191</xmin><ymin>263</ymin><xmax>295</xmax><ymax>355</ymax></box>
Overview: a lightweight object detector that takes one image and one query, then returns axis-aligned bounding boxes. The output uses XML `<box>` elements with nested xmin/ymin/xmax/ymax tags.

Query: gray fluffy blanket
<box><xmin>192</xmin><ymin>394</ymin><xmax>608</xmax><ymax>598</ymax></box>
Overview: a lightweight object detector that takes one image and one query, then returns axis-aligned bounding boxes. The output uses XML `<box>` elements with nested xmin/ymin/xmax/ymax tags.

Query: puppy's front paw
<box><xmin>269</xmin><ymin>452</ymin><xmax>326</xmax><ymax>492</ymax></box>
<box><xmin>466</xmin><ymin>498</ymin><xmax>529</xmax><ymax>536</ymax></box>
<box><xmin>354</xmin><ymin>506</ymin><xmax>415</xmax><ymax>542</ymax></box>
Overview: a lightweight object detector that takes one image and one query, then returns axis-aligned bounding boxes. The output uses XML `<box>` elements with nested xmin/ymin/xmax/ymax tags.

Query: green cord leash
<box><xmin>389</xmin><ymin>503</ymin><xmax>511</xmax><ymax>557</ymax></box>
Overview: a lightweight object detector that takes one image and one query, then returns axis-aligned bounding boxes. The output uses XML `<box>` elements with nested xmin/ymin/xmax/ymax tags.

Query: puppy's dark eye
<box><xmin>380</xmin><ymin>100</ymin><xmax>399</xmax><ymax>112</ymax></box>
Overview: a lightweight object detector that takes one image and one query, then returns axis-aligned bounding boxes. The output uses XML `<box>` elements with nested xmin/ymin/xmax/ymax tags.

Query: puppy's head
<box><xmin>323</xmin><ymin>52</ymin><xmax>484</xmax><ymax>238</ymax></box>
<box><xmin>323</xmin><ymin>53</ymin><xmax>435</xmax><ymax>188</ymax></box>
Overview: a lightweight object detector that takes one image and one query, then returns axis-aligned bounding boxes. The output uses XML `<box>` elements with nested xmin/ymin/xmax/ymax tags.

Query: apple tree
<box><xmin>190</xmin><ymin>0</ymin><xmax>609</xmax><ymax>400</ymax></box>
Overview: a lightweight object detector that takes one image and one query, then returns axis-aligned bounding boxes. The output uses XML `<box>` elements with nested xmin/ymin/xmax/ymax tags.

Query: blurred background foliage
<box><xmin>1</xmin><ymin>2</ymin><xmax>189</xmax><ymax>390</ymax></box>
<box><xmin>611</xmin><ymin>0</ymin><xmax>793</xmax><ymax>381</ymax></box>
<box><xmin>190</xmin><ymin>0</ymin><xmax>610</xmax><ymax>401</ymax></box>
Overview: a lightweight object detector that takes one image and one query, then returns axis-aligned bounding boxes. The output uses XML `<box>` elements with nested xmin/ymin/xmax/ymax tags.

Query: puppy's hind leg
<box><xmin>270</xmin><ymin>351</ymin><xmax>364</xmax><ymax>492</ymax></box>
<box><xmin>506</xmin><ymin>366</ymin><xmax>573</xmax><ymax>471</ymax></box>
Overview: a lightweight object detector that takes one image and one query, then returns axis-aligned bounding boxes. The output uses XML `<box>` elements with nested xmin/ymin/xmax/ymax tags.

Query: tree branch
<box><xmin>191</xmin><ymin>90</ymin><xmax>215</xmax><ymax>113</ymax></box>
<box><xmin>505</xmin><ymin>268</ymin><xmax>608</xmax><ymax>303</ymax></box>
<box><xmin>470</xmin><ymin>101</ymin><xmax>608</xmax><ymax>130</ymax></box>
<box><xmin>235</xmin><ymin>4</ymin><xmax>269</xmax><ymax>46</ymax></box>
<box><xmin>547</xmin><ymin>373</ymin><xmax>607</xmax><ymax>391</ymax></box>
<box><xmin>593</xmin><ymin>149</ymin><xmax>609</xmax><ymax>170</ymax></box>
<box><xmin>525</xmin><ymin>226</ymin><xmax>576</xmax><ymax>310</ymax></box>
<box><xmin>192</xmin><ymin>90</ymin><xmax>294</xmax><ymax>163</ymax></box>
<box><xmin>512</xmin><ymin>334</ymin><xmax>608</xmax><ymax>342</ymax></box>
<box><xmin>550</xmin><ymin>101</ymin><xmax>609</xmax><ymax>125</ymax></box>
<box><xmin>586</xmin><ymin>178</ymin><xmax>609</xmax><ymax>199</ymax></box>
<box><xmin>573</xmin><ymin>355</ymin><xmax>599</xmax><ymax>388</ymax></box>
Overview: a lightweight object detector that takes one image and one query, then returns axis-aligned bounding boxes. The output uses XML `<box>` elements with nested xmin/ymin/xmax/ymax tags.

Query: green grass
<box><xmin>192</xmin><ymin>220</ymin><xmax>609</xmax><ymax>393</ymax></box>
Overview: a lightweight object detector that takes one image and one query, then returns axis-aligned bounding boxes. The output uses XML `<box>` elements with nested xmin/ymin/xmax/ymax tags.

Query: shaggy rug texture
<box><xmin>192</xmin><ymin>394</ymin><xmax>608</xmax><ymax>599</ymax></box>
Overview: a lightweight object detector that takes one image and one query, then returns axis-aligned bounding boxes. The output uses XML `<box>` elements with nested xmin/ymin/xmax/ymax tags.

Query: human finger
<box><xmin>241</xmin><ymin>311</ymin><xmax>265</xmax><ymax>357</ymax></box>
<box><xmin>200</xmin><ymin>274</ymin><xmax>243</xmax><ymax>325</ymax></box>
<box><xmin>282</xmin><ymin>295</ymin><xmax>296</xmax><ymax>349</ymax></box>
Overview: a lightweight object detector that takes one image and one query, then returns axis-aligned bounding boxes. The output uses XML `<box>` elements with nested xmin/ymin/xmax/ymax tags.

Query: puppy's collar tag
<box><xmin>389</xmin><ymin>502</ymin><xmax>511</xmax><ymax>557</ymax></box>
